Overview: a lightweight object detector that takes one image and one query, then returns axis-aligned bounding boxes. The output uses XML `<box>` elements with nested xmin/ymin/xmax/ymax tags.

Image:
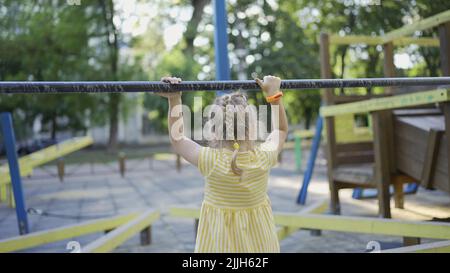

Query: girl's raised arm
<box><xmin>155</xmin><ymin>77</ymin><xmax>202</xmax><ymax>167</ymax></box>
<box><xmin>255</xmin><ymin>75</ymin><xmax>288</xmax><ymax>153</ymax></box>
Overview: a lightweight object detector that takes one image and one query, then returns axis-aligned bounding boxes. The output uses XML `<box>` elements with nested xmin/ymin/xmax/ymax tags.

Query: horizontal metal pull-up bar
<box><xmin>0</xmin><ymin>77</ymin><xmax>450</xmax><ymax>93</ymax></box>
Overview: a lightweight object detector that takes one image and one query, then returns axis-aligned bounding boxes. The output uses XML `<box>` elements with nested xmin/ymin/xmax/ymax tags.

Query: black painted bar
<box><xmin>0</xmin><ymin>77</ymin><xmax>450</xmax><ymax>93</ymax></box>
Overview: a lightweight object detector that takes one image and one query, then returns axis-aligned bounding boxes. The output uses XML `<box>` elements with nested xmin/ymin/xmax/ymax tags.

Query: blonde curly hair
<box><xmin>207</xmin><ymin>92</ymin><xmax>256</xmax><ymax>175</ymax></box>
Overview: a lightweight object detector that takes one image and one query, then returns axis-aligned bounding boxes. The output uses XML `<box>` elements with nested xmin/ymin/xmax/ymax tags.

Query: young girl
<box><xmin>156</xmin><ymin>75</ymin><xmax>288</xmax><ymax>253</ymax></box>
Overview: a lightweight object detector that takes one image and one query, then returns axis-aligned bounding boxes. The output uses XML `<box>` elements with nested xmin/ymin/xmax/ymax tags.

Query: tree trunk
<box><xmin>100</xmin><ymin>0</ymin><xmax>120</xmax><ymax>152</ymax></box>
<box><xmin>339</xmin><ymin>46</ymin><xmax>348</xmax><ymax>95</ymax></box>
<box><xmin>305</xmin><ymin>108</ymin><xmax>311</xmax><ymax>129</ymax></box>
<box><xmin>184</xmin><ymin>0</ymin><xmax>210</xmax><ymax>55</ymax></box>
<box><xmin>365</xmin><ymin>49</ymin><xmax>380</xmax><ymax>95</ymax></box>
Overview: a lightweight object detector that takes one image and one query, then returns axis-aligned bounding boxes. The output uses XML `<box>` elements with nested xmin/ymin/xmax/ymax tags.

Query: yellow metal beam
<box><xmin>0</xmin><ymin>211</ymin><xmax>139</xmax><ymax>253</ymax></box>
<box><xmin>395</xmin><ymin>37</ymin><xmax>440</xmax><ymax>47</ymax></box>
<box><xmin>19</xmin><ymin>136</ymin><xmax>93</xmax><ymax>168</ymax></box>
<box><xmin>0</xmin><ymin>184</ymin><xmax>6</xmax><ymax>202</ymax></box>
<box><xmin>381</xmin><ymin>240</ymin><xmax>450</xmax><ymax>253</ymax></box>
<box><xmin>383</xmin><ymin>10</ymin><xmax>450</xmax><ymax>43</ymax></box>
<box><xmin>328</xmin><ymin>34</ymin><xmax>382</xmax><ymax>45</ymax></box>
<box><xmin>294</xmin><ymin>129</ymin><xmax>316</xmax><ymax>138</ymax></box>
<box><xmin>0</xmin><ymin>136</ymin><xmax>93</xmax><ymax>186</ymax></box>
<box><xmin>170</xmin><ymin>205</ymin><xmax>450</xmax><ymax>240</ymax></box>
<box><xmin>320</xmin><ymin>89</ymin><xmax>450</xmax><ymax>117</ymax></box>
<box><xmin>170</xmin><ymin>206</ymin><xmax>200</xmax><ymax>219</ymax></box>
<box><xmin>171</xmin><ymin>202</ymin><xmax>327</xmax><ymax>241</ymax></box>
<box><xmin>274</xmin><ymin>213</ymin><xmax>450</xmax><ymax>240</ymax></box>
<box><xmin>277</xmin><ymin>200</ymin><xmax>328</xmax><ymax>240</ymax></box>
<box><xmin>0</xmin><ymin>165</ymin><xmax>33</xmax><ymax>186</ymax></box>
<box><xmin>153</xmin><ymin>153</ymin><xmax>177</xmax><ymax>161</ymax></box>
<box><xmin>82</xmin><ymin>210</ymin><xmax>160</xmax><ymax>253</ymax></box>
<box><xmin>329</xmin><ymin>35</ymin><xmax>439</xmax><ymax>47</ymax></box>
<box><xmin>171</xmin><ymin>201</ymin><xmax>330</xmax><ymax>241</ymax></box>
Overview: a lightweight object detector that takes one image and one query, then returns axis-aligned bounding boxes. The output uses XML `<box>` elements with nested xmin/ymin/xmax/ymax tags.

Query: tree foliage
<box><xmin>1</xmin><ymin>0</ymin><xmax>449</xmax><ymax>139</ymax></box>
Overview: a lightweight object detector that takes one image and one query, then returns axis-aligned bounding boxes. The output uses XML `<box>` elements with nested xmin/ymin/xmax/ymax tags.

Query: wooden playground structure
<box><xmin>0</xmin><ymin>10</ymin><xmax>450</xmax><ymax>253</ymax></box>
<box><xmin>320</xmin><ymin>10</ymin><xmax>450</xmax><ymax>218</ymax></box>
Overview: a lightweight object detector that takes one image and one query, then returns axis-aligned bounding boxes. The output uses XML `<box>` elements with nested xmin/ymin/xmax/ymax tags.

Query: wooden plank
<box><xmin>372</xmin><ymin>111</ymin><xmax>392</xmax><ymax>218</ymax></box>
<box><xmin>140</xmin><ymin>226</ymin><xmax>152</xmax><ymax>245</ymax></box>
<box><xmin>395</xmin><ymin>140</ymin><xmax>437</xmax><ymax>184</ymax></box>
<box><xmin>332</xmin><ymin>163</ymin><xmax>374</xmax><ymax>185</ymax></box>
<box><xmin>397</xmin><ymin>115</ymin><xmax>445</xmax><ymax>131</ymax></box>
<box><xmin>443</xmin><ymin>103</ymin><xmax>450</xmax><ymax>192</ymax></box>
<box><xmin>336</xmin><ymin>142</ymin><xmax>373</xmax><ymax>153</ymax></box>
<box><xmin>439</xmin><ymin>22</ymin><xmax>450</xmax><ymax>75</ymax></box>
<box><xmin>320</xmin><ymin>32</ymin><xmax>340</xmax><ymax>215</ymax></box>
<box><xmin>395</xmin><ymin>85</ymin><xmax>447</xmax><ymax>94</ymax></box>
<box><xmin>325</xmin><ymin>114</ymin><xmax>340</xmax><ymax>214</ymax></box>
<box><xmin>421</xmin><ymin>129</ymin><xmax>444</xmax><ymax>189</ymax></box>
<box><xmin>393</xmin><ymin>108</ymin><xmax>442</xmax><ymax>116</ymax></box>
<box><xmin>392</xmin><ymin>117</ymin><xmax>448</xmax><ymax>192</ymax></box>
<box><xmin>382</xmin><ymin>240</ymin><xmax>450</xmax><ymax>253</ymax></box>
<box><xmin>333</xmin><ymin>94</ymin><xmax>386</xmax><ymax>104</ymax></box>
<box><xmin>382</xmin><ymin>10</ymin><xmax>450</xmax><ymax>43</ymax></box>
<box><xmin>394</xmin><ymin>181</ymin><xmax>405</xmax><ymax>209</ymax></box>
<box><xmin>402</xmin><ymin>236</ymin><xmax>420</xmax><ymax>247</ymax></box>
<box><xmin>0</xmin><ymin>211</ymin><xmax>140</xmax><ymax>253</ymax></box>
<box><xmin>372</xmin><ymin>111</ymin><xmax>391</xmax><ymax>218</ymax></box>
<box><xmin>328</xmin><ymin>34</ymin><xmax>440</xmax><ymax>47</ymax></box>
<box><xmin>386</xmin><ymin>114</ymin><xmax>396</xmax><ymax>173</ymax></box>
<box><xmin>335</xmin><ymin>153</ymin><xmax>374</xmax><ymax>165</ymax></box>
<box><xmin>320</xmin><ymin>89</ymin><xmax>450</xmax><ymax>117</ymax></box>
<box><xmin>384</xmin><ymin>42</ymin><xmax>395</xmax><ymax>94</ymax></box>
<box><xmin>440</xmin><ymin>23</ymin><xmax>450</xmax><ymax>192</ymax></box>
<box><xmin>395</xmin><ymin>119</ymin><xmax>430</xmax><ymax>148</ymax></box>
<box><xmin>436</xmin><ymin>136</ymin><xmax>449</xmax><ymax>173</ymax></box>
<box><xmin>320</xmin><ymin>32</ymin><xmax>334</xmax><ymax>104</ymax></box>
<box><xmin>334</xmin><ymin>114</ymin><xmax>373</xmax><ymax>143</ymax></box>
<box><xmin>82</xmin><ymin>210</ymin><xmax>160</xmax><ymax>253</ymax></box>
<box><xmin>273</xmin><ymin>213</ymin><xmax>450</xmax><ymax>240</ymax></box>
<box><xmin>434</xmin><ymin>139</ymin><xmax>449</xmax><ymax>192</ymax></box>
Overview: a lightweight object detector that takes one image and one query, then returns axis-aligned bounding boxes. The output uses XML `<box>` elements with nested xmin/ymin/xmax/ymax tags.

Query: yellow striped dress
<box><xmin>195</xmin><ymin>144</ymin><xmax>280</xmax><ymax>253</ymax></box>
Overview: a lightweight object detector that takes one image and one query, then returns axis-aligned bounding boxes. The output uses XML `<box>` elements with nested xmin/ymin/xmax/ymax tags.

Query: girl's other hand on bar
<box><xmin>255</xmin><ymin>75</ymin><xmax>281</xmax><ymax>96</ymax></box>
<box><xmin>155</xmin><ymin>76</ymin><xmax>182</xmax><ymax>99</ymax></box>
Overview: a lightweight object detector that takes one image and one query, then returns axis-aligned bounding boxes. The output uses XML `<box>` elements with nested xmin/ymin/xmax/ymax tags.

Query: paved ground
<box><xmin>0</xmin><ymin>148</ymin><xmax>449</xmax><ymax>253</ymax></box>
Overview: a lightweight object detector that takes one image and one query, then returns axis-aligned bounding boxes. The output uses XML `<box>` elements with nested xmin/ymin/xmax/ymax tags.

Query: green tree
<box><xmin>0</xmin><ymin>0</ymin><xmax>99</xmax><ymax>139</ymax></box>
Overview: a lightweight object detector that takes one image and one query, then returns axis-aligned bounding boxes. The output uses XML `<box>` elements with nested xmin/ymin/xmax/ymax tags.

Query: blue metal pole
<box><xmin>1</xmin><ymin>112</ymin><xmax>29</xmax><ymax>234</ymax></box>
<box><xmin>296</xmin><ymin>116</ymin><xmax>323</xmax><ymax>205</ymax></box>
<box><xmin>352</xmin><ymin>182</ymin><xmax>418</xmax><ymax>199</ymax></box>
<box><xmin>213</xmin><ymin>0</ymin><xmax>231</xmax><ymax>95</ymax></box>
<box><xmin>352</xmin><ymin>187</ymin><xmax>364</xmax><ymax>199</ymax></box>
